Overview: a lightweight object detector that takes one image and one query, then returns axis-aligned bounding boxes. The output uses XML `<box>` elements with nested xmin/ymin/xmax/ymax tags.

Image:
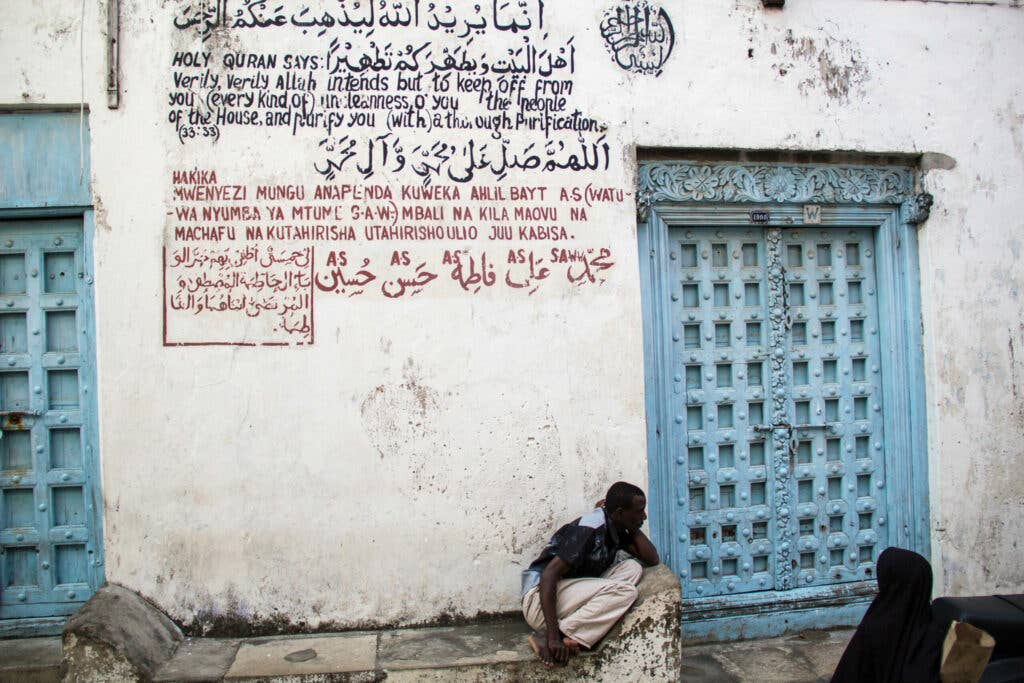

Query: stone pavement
<box><xmin>1</xmin><ymin>627</ymin><xmax>852</xmax><ymax>682</ymax></box>
<box><xmin>680</xmin><ymin>628</ymin><xmax>853</xmax><ymax>682</ymax></box>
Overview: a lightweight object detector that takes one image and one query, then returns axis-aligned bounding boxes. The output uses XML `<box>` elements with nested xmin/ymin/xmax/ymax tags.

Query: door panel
<box><xmin>669</xmin><ymin>225</ymin><xmax>887</xmax><ymax>600</ymax></box>
<box><xmin>781</xmin><ymin>229</ymin><xmax>887</xmax><ymax>589</ymax></box>
<box><xmin>670</xmin><ymin>227</ymin><xmax>775</xmax><ymax>597</ymax></box>
<box><xmin>0</xmin><ymin>218</ymin><xmax>101</xmax><ymax>619</ymax></box>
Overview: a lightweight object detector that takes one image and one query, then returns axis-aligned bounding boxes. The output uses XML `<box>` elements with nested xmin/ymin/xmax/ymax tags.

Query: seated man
<box><xmin>521</xmin><ymin>481</ymin><xmax>660</xmax><ymax>665</ymax></box>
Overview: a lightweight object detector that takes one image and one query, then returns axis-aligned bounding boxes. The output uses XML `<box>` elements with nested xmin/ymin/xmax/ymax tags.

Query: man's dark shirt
<box><xmin>520</xmin><ymin>508</ymin><xmax>633</xmax><ymax>597</ymax></box>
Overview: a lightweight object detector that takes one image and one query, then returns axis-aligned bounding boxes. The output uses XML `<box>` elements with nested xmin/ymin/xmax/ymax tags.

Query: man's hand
<box><xmin>537</xmin><ymin>557</ymin><xmax>572</xmax><ymax>664</ymax></box>
<box><xmin>627</xmin><ymin>528</ymin><xmax>660</xmax><ymax>566</ymax></box>
<box><xmin>547</xmin><ymin>630</ymin><xmax>570</xmax><ymax>664</ymax></box>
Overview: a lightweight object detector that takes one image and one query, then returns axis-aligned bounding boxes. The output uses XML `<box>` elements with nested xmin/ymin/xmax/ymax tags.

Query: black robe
<box><xmin>831</xmin><ymin>547</ymin><xmax>949</xmax><ymax>683</ymax></box>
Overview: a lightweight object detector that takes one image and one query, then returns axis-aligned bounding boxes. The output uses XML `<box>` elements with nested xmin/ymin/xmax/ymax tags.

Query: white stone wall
<box><xmin>1</xmin><ymin>0</ymin><xmax>1022</xmax><ymax>628</ymax></box>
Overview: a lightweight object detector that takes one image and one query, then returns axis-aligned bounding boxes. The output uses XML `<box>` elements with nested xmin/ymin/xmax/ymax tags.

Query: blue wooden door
<box><xmin>0</xmin><ymin>218</ymin><xmax>102</xmax><ymax>619</ymax></box>
<box><xmin>670</xmin><ymin>226</ymin><xmax>887</xmax><ymax>598</ymax></box>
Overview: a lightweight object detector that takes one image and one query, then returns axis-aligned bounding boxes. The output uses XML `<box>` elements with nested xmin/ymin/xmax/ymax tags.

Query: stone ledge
<box><xmin>68</xmin><ymin>565</ymin><xmax>681</xmax><ymax>682</ymax></box>
<box><xmin>0</xmin><ymin>636</ymin><xmax>62</xmax><ymax>683</ymax></box>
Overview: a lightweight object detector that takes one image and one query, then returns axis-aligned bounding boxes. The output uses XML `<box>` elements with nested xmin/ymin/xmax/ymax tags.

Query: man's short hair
<box><xmin>605</xmin><ymin>481</ymin><xmax>645</xmax><ymax>514</ymax></box>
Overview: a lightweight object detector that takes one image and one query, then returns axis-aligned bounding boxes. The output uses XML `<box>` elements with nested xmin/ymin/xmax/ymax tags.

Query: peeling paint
<box><xmin>93</xmin><ymin>192</ymin><xmax>111</xmax><ymax>232</ymax></box>
<box><xmin>783</xmin><ymin>30</ymin><xmax>870</xmax><ymax>103</ymax></box>
<box><xmin>359</xmin><ymin>365</ymin><xmax>441</xmax><ymax>470</ymax></box>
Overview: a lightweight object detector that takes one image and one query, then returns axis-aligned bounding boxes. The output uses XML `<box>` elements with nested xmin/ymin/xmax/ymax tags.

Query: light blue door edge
<box><xmin>636</xmin><ymin>161</ymin><xmax>932</xmax><ymax>641</ymax></box>
<box><xmin>81</xmin><ymin>207</ymin><xmax>106</xmax><ymax>593</ymax></box>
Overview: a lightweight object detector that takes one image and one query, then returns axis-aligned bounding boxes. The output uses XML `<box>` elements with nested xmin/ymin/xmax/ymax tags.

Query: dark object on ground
<box><xmin>933</xmin><ymin>594</ymin><xmax>1024</xmax><ymax>683</ymax></box>
<box><xmin>978</xmin><ymin>657</ymin><xmax>1024</xmax><ymax>683</ymax></box>
<box><xmin>283</xmin><ymin>647</ymin><xmax>318</xmax><ymax>663</ymax></box>
<box><xmin>831</xmin><ymin>547</ymin><xmax>946</xmax><ymax>683</ymax></box>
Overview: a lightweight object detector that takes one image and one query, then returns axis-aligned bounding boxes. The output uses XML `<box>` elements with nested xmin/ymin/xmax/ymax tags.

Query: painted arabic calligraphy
<box><xmin>313</xmin><ymin>134</ymin><xmax>610</xmax><ymax>183</ymax></box>
<box><xmin>599</xmin><ymin>1</ymin><xmax>675</xmax><ymax>76</ymax></box>
<box><xmin>166</xmin><ymin>244</ymin><xmax>314</xmax><ymax>344</ymax></box>
<box><xmin>174</xmin><ymin>0</ymin><xmax>545</xmax><ymax>41</ymax></box>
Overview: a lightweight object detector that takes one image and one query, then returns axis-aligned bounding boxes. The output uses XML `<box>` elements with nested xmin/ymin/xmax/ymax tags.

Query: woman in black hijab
<box><xmin>831</xmin><ymin>547</ymin><xmax>949</xmax><ymax>683</ymax></box>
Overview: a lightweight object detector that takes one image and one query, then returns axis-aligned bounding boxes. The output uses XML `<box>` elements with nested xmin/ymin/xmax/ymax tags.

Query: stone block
<box><xmin>223</xmin><ymin>633</ymin><xmax>378</xmax><ymax>681</ymax></box>
<box><xmin>153</xmin><ymin>638</ymin><xmax>241</xmax><ymax>682</ymax></box>
<box><xmin>62</xmin><ymin>583</ymin><xmax>183</xmax><ymax>682</ymax></box>
<box><xmin>378</xmin><ymin>621</ymin><xmax>533</xmax><ymax>671</ymax></box>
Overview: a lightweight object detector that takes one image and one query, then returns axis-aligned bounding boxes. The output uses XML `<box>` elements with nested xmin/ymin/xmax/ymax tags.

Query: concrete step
<box><xmin>0</xmin><ymin>636</ymin><xmax>62</xmax><ymax>683</ymax></box>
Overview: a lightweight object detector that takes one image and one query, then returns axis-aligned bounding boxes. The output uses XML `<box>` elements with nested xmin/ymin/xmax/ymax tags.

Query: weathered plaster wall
<box><xmin>1</xmin><ymin>0</ymin><xmax>1022</xmax><ymax>629</ymax></box>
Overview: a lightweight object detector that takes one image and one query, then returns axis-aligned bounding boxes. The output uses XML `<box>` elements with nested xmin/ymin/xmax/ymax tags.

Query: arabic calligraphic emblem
<box><xmin>599</xmin><ymin>1</ymin><xmax>675</xmax><ymax>76</ymax></box>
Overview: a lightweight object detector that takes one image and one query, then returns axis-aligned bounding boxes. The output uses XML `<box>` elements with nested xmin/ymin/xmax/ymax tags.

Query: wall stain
<box><xmin>1001</xmin><ymin>101</ymin><xmax>1024</xmax><ymax>166</ymax></box>
<box><xmin>359</xmin><ymin>358</ymin><xmax>442</xmax><ymax>484</ymax></box>
<box><xmin>796</xmin><ymin>32</ymin><xmax>868</xmax><ymax>103</ymax></box>
<box><xmin>1010</xmin><ymin>329</ymin><xmax>1018</xmax><ymax>399</ymax></box>
<box><xmin>178</xmin><ymin>603</ymin><xmax>522</xmax><ymax>638</ymax></box>
<box><xmin>93</xmin><ymin>193</ymin><xmax>112</xmax><ymax>232</ymax></box>
<box><xmin>44</xmin><ymin>18</ymin><xmax>76</xmax><ymax>42</ymax></box>
<box><xmin>764</xmin><ymin>28</ymin><xmax>869</xmax><ymax>104</ymax></box>
<box><xmin>19</xmin><ymin>68</ymin><xmax>41</xmax><ymax>102</ymax></box>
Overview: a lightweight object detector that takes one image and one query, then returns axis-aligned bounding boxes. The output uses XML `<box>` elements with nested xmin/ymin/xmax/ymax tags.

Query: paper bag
<box><xmin>940</xmin><ymin>620</ymin><xmax>995</xmax><ymax>683</ymax></box>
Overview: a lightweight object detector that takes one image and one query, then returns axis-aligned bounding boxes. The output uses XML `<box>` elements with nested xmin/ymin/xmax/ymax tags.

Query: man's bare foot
<box><xmin>563</xmin><ymin>636</ymin><xmax>585</xmax><ymax>653</ymax></box>
<box><xmin>528</xmin><ymin>631</ymin><xmax>553</xmax><ymax>666</ymax></box>
<box><xmin>528</xmin><ymin>629</ymin><xmax>571</xmax><ymax>666</ymax></box>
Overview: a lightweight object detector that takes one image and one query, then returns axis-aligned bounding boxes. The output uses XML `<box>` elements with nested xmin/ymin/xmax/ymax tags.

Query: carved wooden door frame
<box><xmin>636</xmin><ymin>160</ymin><xmax>932</xmax><ymax>640</ymax></box>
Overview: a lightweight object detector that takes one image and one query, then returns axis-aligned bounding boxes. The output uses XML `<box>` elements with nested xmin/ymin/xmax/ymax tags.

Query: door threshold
<box><xmin>680</xmin><ymin>582</ymin><xmax>875</xmax><ymax>643</ymax></box>
<box><xmin>0</xmin><ymin>616</ymin><xmax>66</xmax><ymax>639</ymax></box>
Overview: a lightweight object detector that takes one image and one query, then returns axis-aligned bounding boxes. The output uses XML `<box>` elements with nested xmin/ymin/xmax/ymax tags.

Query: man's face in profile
<box><xmin>615</xmin><ymin>495</ymin><xmax>647</xmax><ymax>534</ymax></box>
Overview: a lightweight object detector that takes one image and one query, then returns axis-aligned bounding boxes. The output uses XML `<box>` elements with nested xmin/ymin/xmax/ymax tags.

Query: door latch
<box><xmin>0</xmin><ymin>410</ymin><xmax>42</xmax><ymax>437</ymax></box>
<box><xmin>753</xmin><ymin>423</ymin><xmax>792</xmax><ymax>433</ymax></box>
